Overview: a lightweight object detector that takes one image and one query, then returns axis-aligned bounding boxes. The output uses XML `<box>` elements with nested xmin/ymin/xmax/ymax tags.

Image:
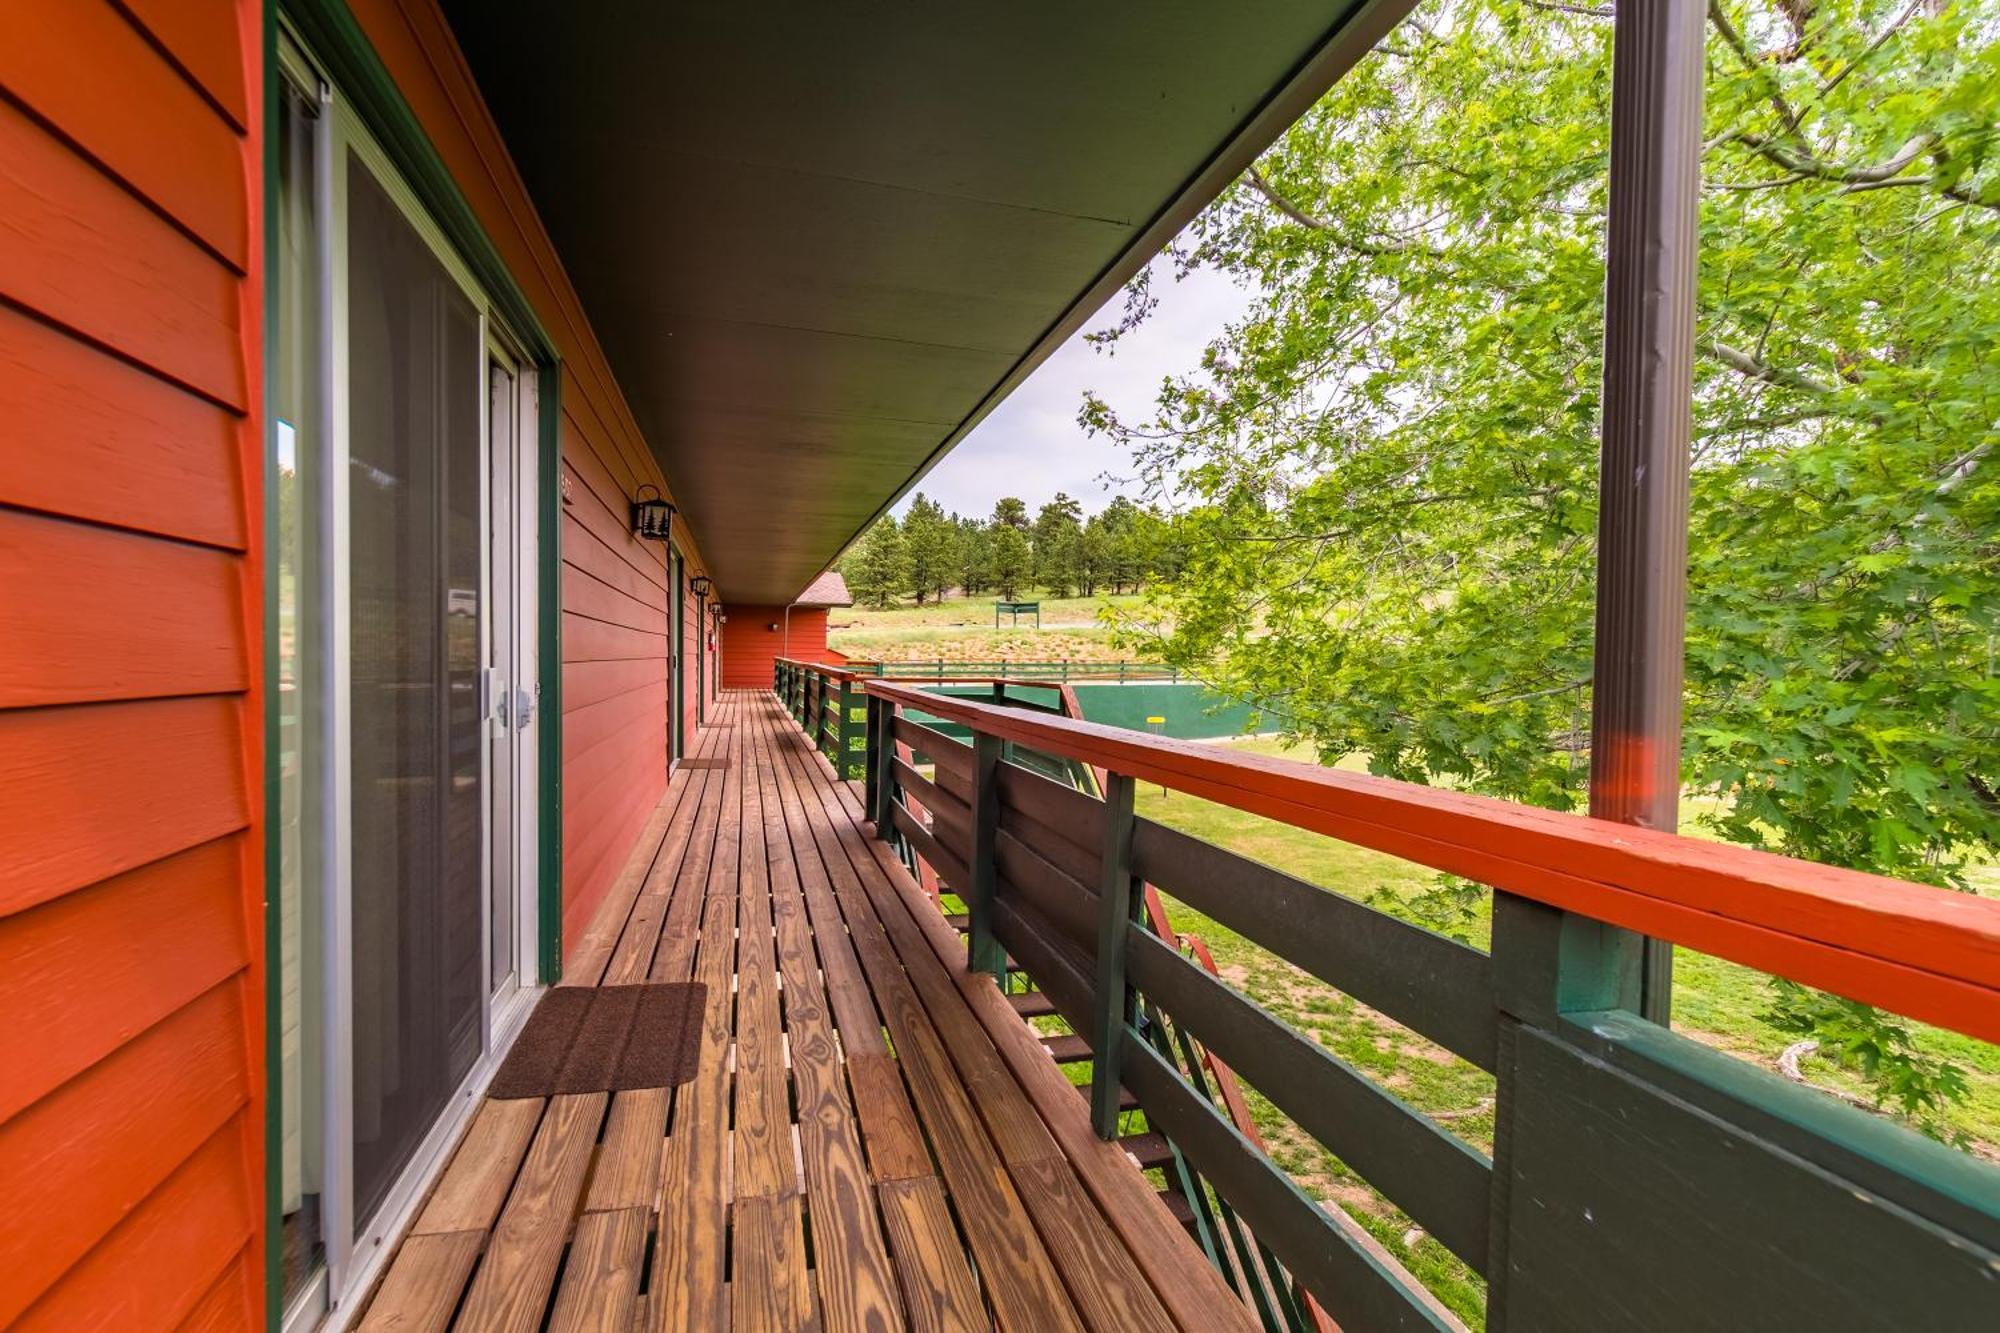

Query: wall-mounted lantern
<box><xmin>690</xmin><ymin>574</ymin><xmax>713</xmax><ymax>598</ymax></box>
<box><xmin>630</xmin><ymin>485</ymin><xmax>675</xmax><ymax>542</ymax></box>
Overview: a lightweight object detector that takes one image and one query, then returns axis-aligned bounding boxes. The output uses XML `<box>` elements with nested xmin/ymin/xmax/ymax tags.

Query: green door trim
<box><xmin>668</xmin><ymin>543</ymin><xmax>685</xmax><ymax>764</ymax></box>
<box><xmin>265</xmin><ymin>0</ymin><xmax>568</xmax><ymax>1316</ymax></box>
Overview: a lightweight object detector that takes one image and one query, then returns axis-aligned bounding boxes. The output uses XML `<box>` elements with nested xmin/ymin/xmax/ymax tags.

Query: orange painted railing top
<box><xmin>864</xmin><ymin>679</ymin><xmax>2000</xmax><ymax>1046</ymax></box>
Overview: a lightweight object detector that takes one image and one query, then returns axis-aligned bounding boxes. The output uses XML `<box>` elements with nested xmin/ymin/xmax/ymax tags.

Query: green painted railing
<box><xmin>846</xmin><ymin>678</ymin><xmax>2000</xmax><ymax>1333</ymax></box>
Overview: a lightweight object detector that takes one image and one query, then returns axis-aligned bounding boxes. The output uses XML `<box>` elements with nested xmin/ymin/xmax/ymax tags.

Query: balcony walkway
<box><xmin>358</xmin><ymin>690</ymin><xmax>1251</xmax><ymax>1332</ymax></box>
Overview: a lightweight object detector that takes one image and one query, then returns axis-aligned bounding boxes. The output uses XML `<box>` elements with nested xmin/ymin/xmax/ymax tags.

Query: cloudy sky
<box><xmin>893</xmin><ymin>258</ymin><xmax>1255</xmax><ymax>521</ymax></box>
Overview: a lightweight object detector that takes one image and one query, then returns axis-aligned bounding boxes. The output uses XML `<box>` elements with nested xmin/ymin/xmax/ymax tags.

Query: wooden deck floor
<box><xmin>357</xmin><ymin>690</ymin><xmax>1253</xmax><ymax>1333</ymax></box>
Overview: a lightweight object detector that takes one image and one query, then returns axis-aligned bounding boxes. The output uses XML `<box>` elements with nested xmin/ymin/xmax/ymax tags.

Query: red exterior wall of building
<box><xmin>721</xmin><ymin>606</ymin><xmax>840</xmax><ymax>690</ymax></box>
<box><xmin>0</xmin><ymin>1</ymin><xmax>266</xmax><ymax>1324</ymax></box>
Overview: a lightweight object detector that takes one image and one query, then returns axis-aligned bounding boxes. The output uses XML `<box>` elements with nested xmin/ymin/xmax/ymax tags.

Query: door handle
<box><xmin>484</xmin><ymin>667</ymin><xmax>503</xmax><ymax>726</ymax></box>
<box><xmin>513</xmin><ymin>686</ymin><xmax>535</xmax><ymax>729</ymax></box>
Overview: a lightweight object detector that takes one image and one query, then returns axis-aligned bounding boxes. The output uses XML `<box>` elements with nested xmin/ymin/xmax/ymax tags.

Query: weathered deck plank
<box><xmin>355</xmin><ymin>691</ymin><xmax>1251</xmax><ymax>1332</ymax></box>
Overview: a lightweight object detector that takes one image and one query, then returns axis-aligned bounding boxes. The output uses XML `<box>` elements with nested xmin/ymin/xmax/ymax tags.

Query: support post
<box><xmin>1589</xmin><ymin>0</ymin><xmax>1704</xmax><ymax>1028</ymax></box>
<box><xmin>966</xmin><ymin>732</ymin><xmax>1006</xmax><ymax>982</ymax></box>
<box><xmin>1090</xmin><ymin>771</ymin><xmax>1138</xmax><ymax>1138</ymax></box>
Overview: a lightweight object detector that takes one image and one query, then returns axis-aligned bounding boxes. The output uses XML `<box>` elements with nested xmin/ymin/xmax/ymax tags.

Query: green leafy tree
<box><xmin>901</xmin><ymin>493</ymin><xmax>956</xmax><ymax>605</ymax></box>
<box><xmin>1083</xmin><ymin>0</ymin><xmax>2000</xmax><ymax>1134</ymax></box>
<box><xmin>992</xmin><ymin>495</ymin><xmax>1031</xmax><ymax>531</ymax></box>
<box><xmin>843</xmin><ymin>516</ymin><xmax>907</xmax><ymax>610</ymax></box>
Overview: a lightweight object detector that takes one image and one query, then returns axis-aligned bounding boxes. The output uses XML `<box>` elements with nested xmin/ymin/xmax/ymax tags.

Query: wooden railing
<box><xmin>845</xmin><ymin>678</ymin><xmax>2000</xmax><ymax>1332</ymax></box>
<box><xmin>774</xmin><ymin>658</ymin><xmax>871</xmax><ymax>781</ymax></box>
<box><xmin>843</xmin><ymin>658</ymin><xmax>1183</xmax><ymax>683</ymax></box>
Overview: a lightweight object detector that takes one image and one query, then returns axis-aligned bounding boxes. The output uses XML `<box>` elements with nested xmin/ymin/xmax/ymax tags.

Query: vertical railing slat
<box><xmin>966</xmin><ymin>731</ymin><xmax>1006</xmax><ymax>982</ymax></box>
<box><xmin>1090</xmin><ymin>770</ymin><xmax>1139</xmax><ymax>1139</ymax></box>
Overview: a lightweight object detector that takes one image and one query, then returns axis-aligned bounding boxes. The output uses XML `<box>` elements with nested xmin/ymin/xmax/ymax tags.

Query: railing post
<box><xmin>872</xmin><ymin>699</ymin><xmax>898</xmax><ymax>844</ymax></box>
<box><xmin>966</xmin><ymin>731</ymin><xmax>1006</xmax><ymax>983</ymax></box>
<box><xmin>1090</xmin><ymin>770</ymin><xmax>1138</xmax><ymax>1139</ymax></box>
<box><xmin>862</xmin><ymin>692</ymin><xmax>883</xmax><ymax>819</ymax></box>
<box><xmin>837</xmin><ymin>677</ymin><xmax>864</xmax><ymax>780</ymax></box>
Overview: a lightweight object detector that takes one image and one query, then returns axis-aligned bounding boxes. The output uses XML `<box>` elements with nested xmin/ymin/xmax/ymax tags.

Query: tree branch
<box><xmin>1522</xmin><ymin>0</ymin><xmax>1611</xmax><ymax>16</ymax></box>
<box><xmin>1819</xmin><ymin>0</ymin><xmax>1927</xmax><ymax>100</ymax></box>
<box><xmin>1709</xmin><ymin>0</ymin><xmax>1804</xmax><ymax>136</ymax></box>
<box><xmin>1700</xmin><ymin>337</ymin><xmax>1842</xmax><ymax>396</ymax></box>
<box><xmin>1243</xmin><ymin>164</ymin><xmax>1416</xmax><ymax>256</ymax></box>
<box><xmin>1737</xmin><ymin>131</ymin><xmax>1938</xmax><ymax>184</ymax></box>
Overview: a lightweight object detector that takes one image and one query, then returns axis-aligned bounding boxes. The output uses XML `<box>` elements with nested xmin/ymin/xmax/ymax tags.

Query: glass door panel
<box><xmin>344</xmin><ymin>154</ymin><xmax>485</xmax><ymax>1225</ymax></box>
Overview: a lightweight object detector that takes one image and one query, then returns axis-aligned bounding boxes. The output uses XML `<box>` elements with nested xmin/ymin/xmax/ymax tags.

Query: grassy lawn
<box><xmin>831</xmin><ymin>591</ymin><xmax>1148</xmax><ymax>631</ymax></box>
<box><xmin>1112</xmin><ymin>735</ymin><xmax>2000</xmax><ymax>1325</ymax></box>
<box><xmin>829</xmin><ymin>591</ymin><xmax>1153</xmax><ymax>663</ymax></box>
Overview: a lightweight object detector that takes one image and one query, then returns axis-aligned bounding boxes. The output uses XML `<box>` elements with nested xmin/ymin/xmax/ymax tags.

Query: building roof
<box><xmin>794</xmin><ymin>571</ymin><xmax>852</xmax><ymax>608</ymax></box>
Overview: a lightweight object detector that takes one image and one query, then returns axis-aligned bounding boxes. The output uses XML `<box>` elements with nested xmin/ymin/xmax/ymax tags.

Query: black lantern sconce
<box><xmin>630</xmin><ymin>485</ymin><xmax>675</xmax><ymax>542</ymax></box>
<box><xmin>690</xmin><ymin>574</ymin><xmax>713</xmax><ymax>598</ymax></box>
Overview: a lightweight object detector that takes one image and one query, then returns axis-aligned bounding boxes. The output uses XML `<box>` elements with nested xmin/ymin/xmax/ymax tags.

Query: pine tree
<box><xmin>901</xmin><ymin>493</ymin><xmax>954</xmax><ymax>605</ymax></box>
<box><xmin>990</xmin><ymin>524</ymin><xmax>1031</xmax><ymax>600</ymax></box>
<box><xmin>1032</xmin><ymin>493</ymin><xmax>1084</xmax><ymax>596</ymax></box>
<box><xmin>843</xmin><ymin>516</ymin><xmax>907</xmax><ymax>609</ymax></box>
<box><xmin>956</xmin><ymin>516</ymin><xmax>991</xmax><ymax>596</ymax></box>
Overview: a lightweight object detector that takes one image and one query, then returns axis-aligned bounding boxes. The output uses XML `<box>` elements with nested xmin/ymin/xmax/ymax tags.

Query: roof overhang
<box><xmin>441</xmin><ymin>1</ymin><xmax>1413</xmax><ymax>603</ymax></box>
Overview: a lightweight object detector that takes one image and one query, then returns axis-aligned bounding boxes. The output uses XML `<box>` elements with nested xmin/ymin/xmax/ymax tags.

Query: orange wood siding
<box><xmin>348</xmin><ymin>0</ymin><xmax>715</xmax><ymax>960</ymax></box>
<box><xmin>721</xmin><ymin>606</ymin><xmax>835</xmax><ymax>690</ymax></box>
<box><xmin>0</xmin><ymin>2</ymin><xmax>264</xmax><ymax>1328</ymax></box>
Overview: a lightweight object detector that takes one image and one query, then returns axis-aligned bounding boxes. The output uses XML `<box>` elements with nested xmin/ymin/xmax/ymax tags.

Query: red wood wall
<box><xmin>0</xmin><ymin>1</ymin><xmax>266</xmax><ymax>1327</ymax></box>
<box><xmin>350</xmin><ymin>0</ymin><xmax>717</xmax><ymax>958</ymax></box>
<box><xmin>721</xmin><ymin>606</ymin><xmax>837</xmax><ymax>690</ymax></box>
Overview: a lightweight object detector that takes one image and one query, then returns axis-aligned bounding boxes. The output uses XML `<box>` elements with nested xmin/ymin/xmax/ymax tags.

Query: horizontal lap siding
<box><xmin>722</xmin><ymin>605</ymin><xmax>833</xmax><ymax>690</ymax></box>
<box><xmin>0</xmin><ymin>2</ymin><xmax>262</xmax><ymax>1329</ymax></box>
<box><xmin>350</xmin><ymin>0</ymin><xmax>715</xmax><ymax>966</ymax></box>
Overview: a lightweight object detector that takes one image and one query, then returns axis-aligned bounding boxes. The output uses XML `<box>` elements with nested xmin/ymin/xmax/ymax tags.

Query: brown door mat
<box><xmin>488</xmin><ymin>983</ymin><xmax>706</xmax><ymax>1099</ymax></box>
<box><xmin>679</xmin><ymin>756</ymin><xmax>729</xmax><ymax>770</ymax></box>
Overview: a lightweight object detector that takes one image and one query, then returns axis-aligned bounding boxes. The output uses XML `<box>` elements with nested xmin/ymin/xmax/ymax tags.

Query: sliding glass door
<box><xmin>275</xmin><ymin>28</ymin><xmax>543</xmax><ymax>1327</ymax></box>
